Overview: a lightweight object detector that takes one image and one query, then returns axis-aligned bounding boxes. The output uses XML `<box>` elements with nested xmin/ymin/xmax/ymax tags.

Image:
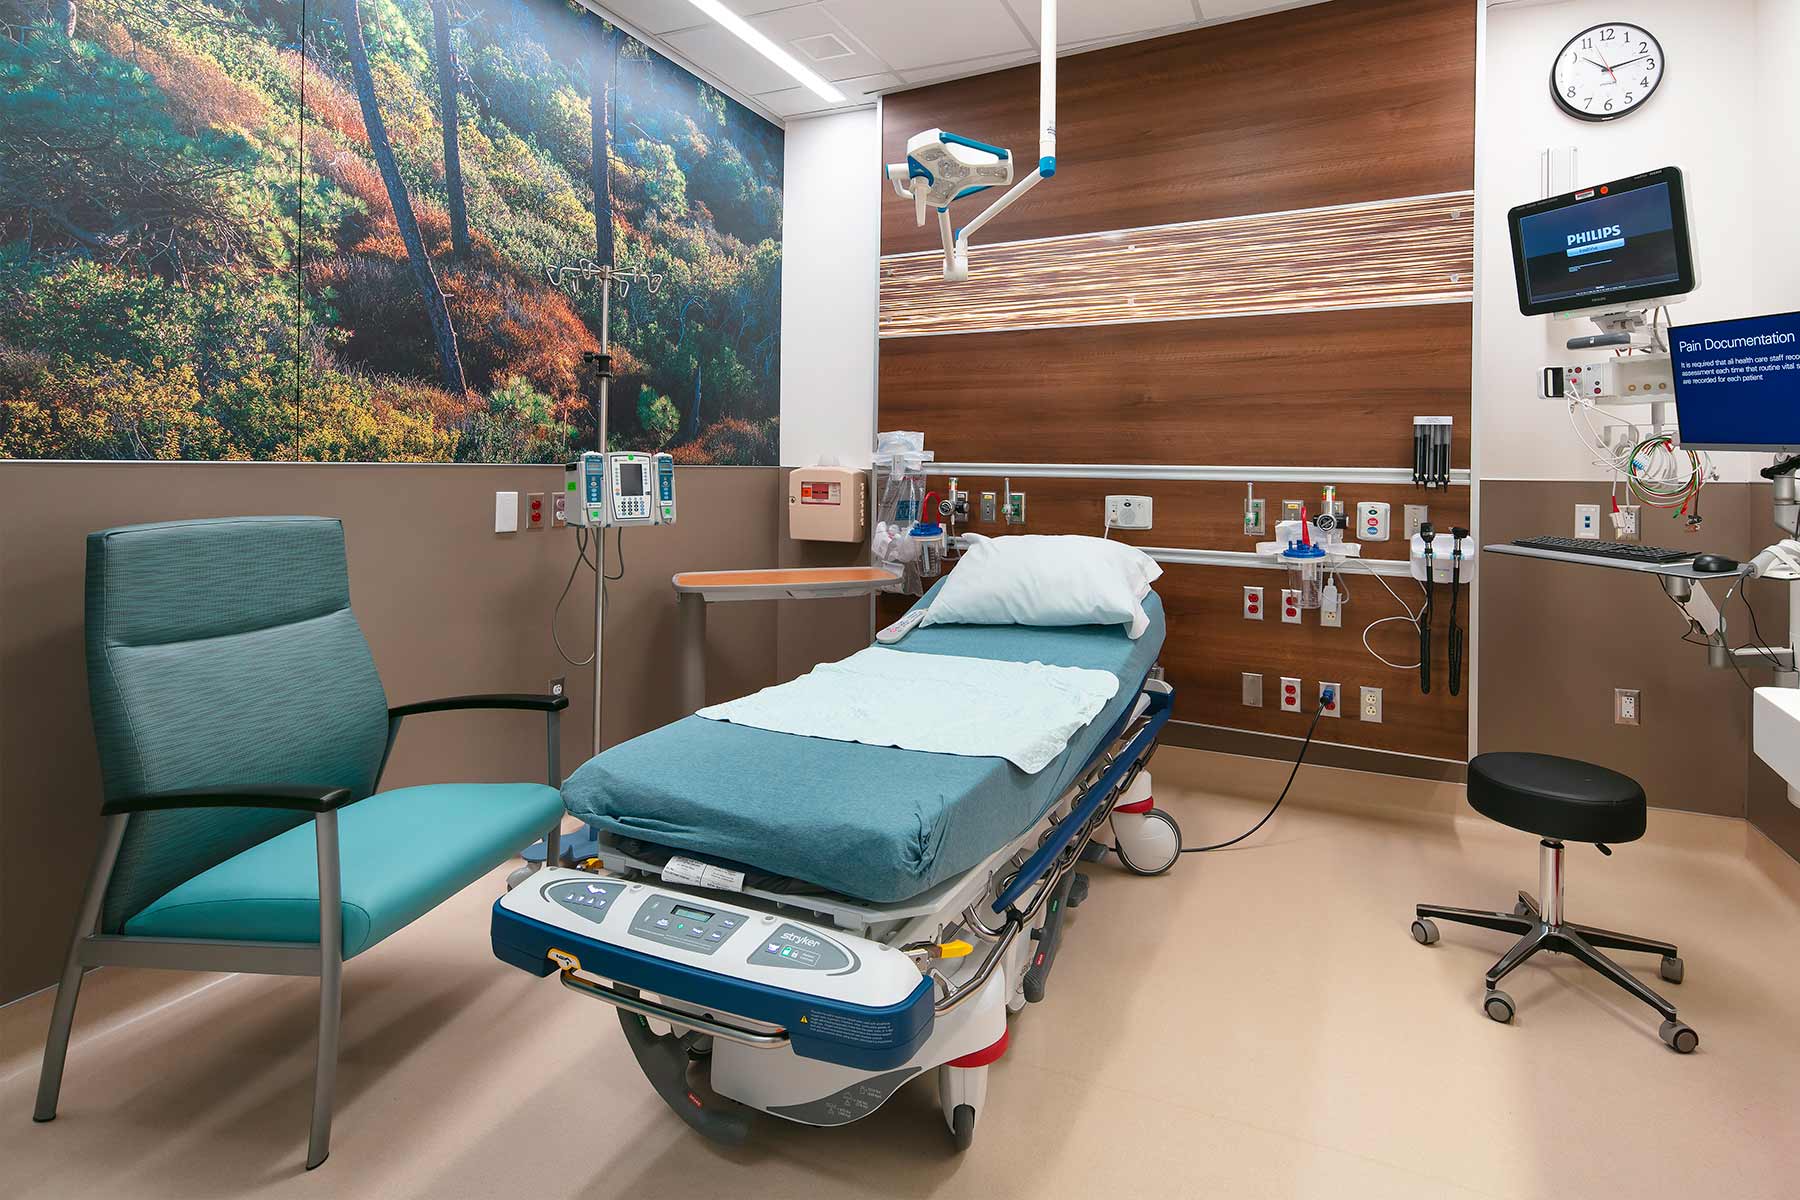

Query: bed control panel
<box><xmin>628</xmin><ymin>893</ymin><xmax>747</xmax><ymax>956</ymax></box>
<box><xmin>546</xmin><ymin>878</ymin><xmax>624</xmax><ymax>925</ymax></box>
<box><xmin>500</xmin><ymin>870</ymin><xmax>920</xmax><ymax>1009</ymax></box>
<box><xmin>751</xmin><ymin>924</ymin><xmax>853</xmax><ymax>973</ymax></box>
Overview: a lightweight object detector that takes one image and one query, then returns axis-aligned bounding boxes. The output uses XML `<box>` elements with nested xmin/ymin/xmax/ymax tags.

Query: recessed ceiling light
<box><xmin>683</xmin><ymin>0</ymin><xmax>846</xmax><ymax>104</ymax></box>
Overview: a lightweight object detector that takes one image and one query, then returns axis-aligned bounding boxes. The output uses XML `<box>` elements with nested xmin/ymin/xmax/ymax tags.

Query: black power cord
<box><xmin>1179</xmin><ymin>690</ymin><xmax>1331</xmax><ymax>854</ymax></box>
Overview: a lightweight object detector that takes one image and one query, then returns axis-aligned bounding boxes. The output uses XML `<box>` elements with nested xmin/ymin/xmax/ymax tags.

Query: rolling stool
<box><xmin>1410</xmin><ymin>752</ymin><xmax>1698</xmax><ymax>1053</ymax></box>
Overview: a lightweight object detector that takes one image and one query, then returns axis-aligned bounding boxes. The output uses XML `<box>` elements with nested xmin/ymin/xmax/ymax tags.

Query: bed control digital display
<box><xmin>628</xmin><ymin>893</ymin><xmax>744</xmax><ymax>956</ymax></box>
<box><xmin>751</xmin><ymin>924</ymin><xmax>853</xmax><ymax>973</ymax></box>
<box><xmin>545</xmin><ymin>879</ymin><xmax>623</xmax><ymax>925</ymax></box>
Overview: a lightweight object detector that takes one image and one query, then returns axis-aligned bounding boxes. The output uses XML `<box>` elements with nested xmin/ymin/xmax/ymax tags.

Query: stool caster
<box><xmin>1659</xmin><ymin>955</ymin><xmax>1684</xmax><ymax>985</ymax></box>
<box><xmin>1410</xmin><ymin>918</ymin><xmax>1440</xmax><ymax>946</ymax></box>
<box><xmin>1659</xmin><ymin>1019</ymin><xmax>1699</xmax><ymax>1054</ymax></box>
<box><xmin>1483</xmin><ymin>989</ymin><xmax>1516</xmax><ymax>1024</ymax></box>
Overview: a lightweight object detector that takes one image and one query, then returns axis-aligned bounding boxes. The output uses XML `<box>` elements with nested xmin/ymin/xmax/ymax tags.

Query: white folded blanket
<box><xmin>697</xmin><ymin>647</ymin><xmax>1120</xmax><ymax>774</ymax></box>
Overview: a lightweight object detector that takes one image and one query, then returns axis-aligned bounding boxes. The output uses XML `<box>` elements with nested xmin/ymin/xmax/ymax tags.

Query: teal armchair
<box><xmin>33</xmin><ymin>517</ymin><xmax>567</xmax><ymax>1169</ymax></box>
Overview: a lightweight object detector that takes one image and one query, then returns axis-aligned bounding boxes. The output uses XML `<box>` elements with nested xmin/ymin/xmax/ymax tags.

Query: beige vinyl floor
<box><xmin>4</xmin><ymin>748</ymin><xmax>1799</xmax><ymax>1200</ymax></box>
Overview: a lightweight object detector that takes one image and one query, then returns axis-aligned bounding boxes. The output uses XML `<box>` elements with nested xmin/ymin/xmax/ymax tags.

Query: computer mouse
<box><xmin>1691</xmin><ymin>554</ymin><xmax>1739</xmax><ymax>573</ymax></box>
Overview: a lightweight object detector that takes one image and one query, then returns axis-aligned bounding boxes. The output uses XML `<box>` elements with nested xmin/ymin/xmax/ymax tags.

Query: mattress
<box><xmin>561</xmin><ymin>590</ymin><xmax>1165</xmax><ymax>904</ymax></box>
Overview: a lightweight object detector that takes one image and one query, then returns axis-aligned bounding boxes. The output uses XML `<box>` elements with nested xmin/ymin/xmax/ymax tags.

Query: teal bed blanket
<box><xmin>560</xmin><ymin>592</ymin><xmax>1165</xmax><ymax>903</ymax></box>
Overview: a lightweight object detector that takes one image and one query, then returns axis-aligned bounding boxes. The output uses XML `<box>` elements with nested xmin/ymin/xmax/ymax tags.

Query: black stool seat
<box><xmin>1468</xmin><ymin>752</ymin><xmax>1646</xmax><ymax>844</ymax></box>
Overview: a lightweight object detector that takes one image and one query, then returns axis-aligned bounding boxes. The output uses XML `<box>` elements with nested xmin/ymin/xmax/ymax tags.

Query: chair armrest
<box><xmin>388</xmin><ymin>693</ymin><xmax>570</xmax><ymax>719</ymax></box>
<box><xmin>100</xmin><ymin>784</ymin><xmax>355</xmax><ymax>816</ymax></box>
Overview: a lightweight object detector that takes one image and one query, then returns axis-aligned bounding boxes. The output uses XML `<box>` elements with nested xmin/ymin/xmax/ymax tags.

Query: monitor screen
<box><xmin>1508</xmin><ymin>167</ymin><xmax>1696</xmax><ymax>315</ymax></box>
<box><xmin>1671</xmin><ymin>312</ymin><xmax>1800</xmax><ymax>451</ymax></box>
<box><xmin>619</xmin><ymin>461</ymin><xmax>645</xmax><ymax>495</ymax></box>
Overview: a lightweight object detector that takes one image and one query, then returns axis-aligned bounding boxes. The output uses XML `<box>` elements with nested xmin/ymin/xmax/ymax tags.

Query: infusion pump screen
<box><xmin>618</xmin><ymin>461</ymin><xmax>645</xmax><ymax>495</ymax></box>
<box><xmin>1515</xmin><ymin>183</ymin><xmax>1683</xmax><ymax>310</ymax></box>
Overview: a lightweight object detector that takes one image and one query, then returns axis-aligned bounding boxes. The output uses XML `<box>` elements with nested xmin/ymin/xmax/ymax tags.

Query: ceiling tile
<box><xmin>662</xmin><ymin>22</ymin><xmax>809</xmax><ymax>95</ymax></box>
<box><xmin>750</xmin><ymin>6</ymin><xmax>893</xmax><ymax>81</ymax></box>
<box><xmin>590</xmin><ymin>0</ymin><xmax>702</xmax><ymax>37</ymax></box>
<box><xmin>1003</xmin><ymin>0</ymin><xmax>1196</xmax><ymax>46</ymax></box>
<box><xmin>757</xmin><ymin>71</ymin><xmax>894</xmax><ymax>117</ymax></box>
<box><xmin>821</xmin><ymin>0</ymin><xmax>1032</xmax><ymax>72</ymax></box>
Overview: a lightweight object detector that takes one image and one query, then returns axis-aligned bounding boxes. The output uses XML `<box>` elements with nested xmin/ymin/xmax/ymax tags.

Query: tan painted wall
<box><xmin>1478</xmin><ymin>480</ymin><xmax>1798</xmax><ymax>863</ymax></box>
<box><xmin>0</xmin><ymin>463</ymin><xmax>868</xmax><ymax>1003</ymax></box>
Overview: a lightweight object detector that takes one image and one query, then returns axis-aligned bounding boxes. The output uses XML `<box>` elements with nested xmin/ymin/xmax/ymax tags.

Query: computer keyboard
<box><xmin>1510</xmin><ymin>536</ymin><xmax>1693</xmax><ymax>565</ymax></box>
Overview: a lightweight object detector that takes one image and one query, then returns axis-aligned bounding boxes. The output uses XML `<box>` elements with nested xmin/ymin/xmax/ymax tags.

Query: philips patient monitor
<box><xmin>1670</xmin><ymin>311</ymin><xmax>1800</xmax><ymax>452</ymax></box>
<box><xmin>1508</xmin><ymin>166</ymin><xmax>1697</xmax><ymax>317</ymax></box>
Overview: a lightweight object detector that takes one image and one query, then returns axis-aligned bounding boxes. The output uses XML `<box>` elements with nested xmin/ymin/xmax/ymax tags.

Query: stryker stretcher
<box><xmin>491</xmin><ymin>594</ymin><xmax>1180</xmax><ymax>1150</ymax></box>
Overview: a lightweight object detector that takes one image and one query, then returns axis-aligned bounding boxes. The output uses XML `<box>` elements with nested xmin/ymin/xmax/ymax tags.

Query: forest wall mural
<box><xmin>0</xmin><ymin>0</ymin><xmax>785</xmax><ymax>463</ymax></box>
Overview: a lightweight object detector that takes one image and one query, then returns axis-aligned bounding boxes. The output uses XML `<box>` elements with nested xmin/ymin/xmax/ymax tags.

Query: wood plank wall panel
<box><xmin>879</xmin><ymin>306</ymin><xmax>1473</xmax><ymax>469</ymax></box>
<box><xmin>935</xmin><ymin>477</ymin><xmax>1469</xmax><ymax>561</ymax></box>
<box><xmin>878</xmin><ymin>0</ymin><xmax>1475</xmax><ymax>762</ymax></box>
<box><xmin>879</xmin><ymin>0</ymin><xmax>1478</xmax><ymax>254</ymax></box>
<box><xmin>878</xmin><ymin>560</ymin><xmax>1467</xmax><ymax>760</ymax></box>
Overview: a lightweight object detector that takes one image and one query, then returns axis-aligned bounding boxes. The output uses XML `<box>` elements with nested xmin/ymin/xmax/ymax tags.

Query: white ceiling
<box><xmin>594</xmin><ymin>0</ymin><xmax>1334</xmax><ymax>124</ymax></box>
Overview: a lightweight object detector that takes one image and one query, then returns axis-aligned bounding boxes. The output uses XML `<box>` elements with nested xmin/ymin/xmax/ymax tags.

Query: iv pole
<box><xmin>538</xmin><ymin>260</ymin><xmax>662</xmax><ymax>862</ymax></box>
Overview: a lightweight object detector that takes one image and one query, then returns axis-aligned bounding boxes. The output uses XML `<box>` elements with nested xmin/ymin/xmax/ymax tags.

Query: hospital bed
<box><xmin>491</xmin><ymin>592</ymin><xmax>1178</xmax><ymax>1149</ymax></box>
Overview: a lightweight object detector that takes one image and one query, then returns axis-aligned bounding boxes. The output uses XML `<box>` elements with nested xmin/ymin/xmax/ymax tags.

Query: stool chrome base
<box><xmin>1412</xmin><ymin>840</ymin><xmax>1698</xmax><ymax>1053</ymax></box>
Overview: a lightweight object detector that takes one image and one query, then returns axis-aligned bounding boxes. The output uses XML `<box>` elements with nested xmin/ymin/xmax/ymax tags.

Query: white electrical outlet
<box><xmin>1280</xmin><ymin>588</ymin><xmax>1302</xmax><ymax>624</ymax></box>
<box><xmin>1242</xmin><ymin>673</ymin><xmax>1263</xmax><ymax>707</ymax></box>
<box><xmin>1243</xmin><ymin>586</ymin><xmax>1264</xmax><ymax>620</ymax></box>
<box><xmin>1360</xmin><ymin>685</ymin><xmax>1383</xmax><ymax>723</ymax></box>
<box><xmin>1612</xmin><ymin>505</ymin><xmax>1641</xmax><ymax>541</ymax></box>
<box><xmin>1320</xmin><ymin>682</ymin><xmax>1341</xmax><ymax>717</ymax></box>
<box><xmin>1319</xmin><ymin>582</ymin><xmax>1343</xmax><ymax>628</ymax></box>
<box><xmin>1105</xmin><ymin>495</ymin><xmax>1153</xmax><ymax>530</ymax></box>
<box><xmin>1575</xmin><ymin>503</ymin><xmax>1601</xmax><ymax>539</ymax></box>
<box><xmin>1279</xmin><ymin>677</ymin><xmax>1302</xmax><ymax>713</ymax></box>
<box><xmin>1615</xmin><ymin>688</ymin><xmax>1641</xmax><ymax>726</ymax></box>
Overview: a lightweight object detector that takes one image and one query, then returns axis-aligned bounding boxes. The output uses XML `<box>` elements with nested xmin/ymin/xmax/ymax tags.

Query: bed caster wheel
<box><xmin>1659</xmin><ymin>955</ymin><xmax>1684</xmax><ymax>984</ymax></box>
<box><xmin>505</xmin><ymin>864</ymin><xmax>534</xmax><ymax>891</ymax></box>
<box><xmin>1659</xmin><ymin>1019</ymin><xmax>1699</xmax><ymax>1054</ymax></box>
<box><xmin>1410</xmin><ymin>918</ymin><xmax>1439</xmax><ymax>946</ymax></box>
<box><xmin>1483</xmin><ymin>989</ymin><xmax>1515</xmax><ymax>1024</ymax></box>
<box><xmin>950</xmin><ymin>1103</ymin><xmax>976</xmax><ymax>1152</ymax></box>
<box><xmin>1513</xmin><ymin>901</ymin><xmax>1530</xmax><ymax>917</ymax></box>
<box><xmin>1114</xmin><ymin>810</ymin><xmax>1181</xmax><ymax>876</ymax></box>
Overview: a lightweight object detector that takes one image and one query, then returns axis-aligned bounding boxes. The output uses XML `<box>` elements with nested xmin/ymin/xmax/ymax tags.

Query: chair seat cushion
<box><xmin>1467</xmin><ymin>752</ymin><xmax>1646</xmax><ymax>844</ymax></box>
<box><xmin>123</xmin><ymin>783</ymin><xmax>564</xmax><ymax>958</ymax></box>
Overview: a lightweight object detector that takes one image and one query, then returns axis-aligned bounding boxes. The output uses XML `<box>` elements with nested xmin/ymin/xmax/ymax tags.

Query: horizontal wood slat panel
<box><xmin>877</xmin><ymin>561</ymin><xmax>1467</xmax><ymax>760</ymax></box>
<box><xmin>879</xmin><ymin>305</ymin><xmax>1472</xmax><ymax>469</ymax></box>
<box><xmin>880</xmin><ymin>194</ymin><xmax>1474</xmax><ymax>339</ymax></box>
<box><xmin>935</xmin><ymin>476</ymin><xmax>1470</xmax><ymax>561</ymax></box>
<box><xmin>879</xmin><ymin>0</ymin><xmax>1477</xmax><ymax>254</ymax></box>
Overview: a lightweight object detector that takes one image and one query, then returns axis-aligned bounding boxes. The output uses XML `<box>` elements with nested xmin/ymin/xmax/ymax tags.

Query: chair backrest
<box><xmin>86</xmin><ymin>517</ymin><xmax>390</xmax><ymax>932</ymax></box>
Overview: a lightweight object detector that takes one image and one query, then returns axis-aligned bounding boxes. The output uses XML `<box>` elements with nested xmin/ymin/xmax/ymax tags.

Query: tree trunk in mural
<box><xmin>588</xmin><ymin>25</ymin><xmax>624</xmax><ymax>267</ymax></box>
<box><xmin>429</xmin><ymin>0</ymin><xmax>471</xmax><ymax>259</ymax></box>
<box><xmin>342</xmin><ymin>0</ymin><xmax>467</xmax><ymax>394</ymax></box>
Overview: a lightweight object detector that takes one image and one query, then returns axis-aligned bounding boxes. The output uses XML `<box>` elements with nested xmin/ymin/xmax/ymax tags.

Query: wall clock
<box><xmin>1551</xmin><ymin>22</ymin><xmax>1664</xmax><ymax>122</ymax></box>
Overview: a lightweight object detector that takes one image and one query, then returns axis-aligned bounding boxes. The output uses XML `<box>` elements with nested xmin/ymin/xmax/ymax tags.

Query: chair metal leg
<box><xmin>1562</xmin><ymin>921</ymin><xmax>1676</xmax><ymax>959</ymax></box>
<box><xmin>35</xmin><ymin>815</ymin><xmax>127</xmax><ymax>1123</ymax></box>
<box><xmin>1516</xmin><ymin>891</ymin><xmax>1540</xmax><ymax>918</ymax></box>
<box><xmin>1415</xmin><ymin>903</ymin><xmax>1535</xmax><ymax>937</ymax></box>
<box><xmin>1486</xmin><ymin>923</ymin><xmax>1554</xmax><ymax>987</ymax></box>
<box><xmin>1558</xmin><ymin>929</ymin><xmax>1679</xmax><ymax>1022</ymax></box>
<box><xmin>308</xmin><ymin>812</ymin><xmax>344</xmax><ymax>1171</ymax></box>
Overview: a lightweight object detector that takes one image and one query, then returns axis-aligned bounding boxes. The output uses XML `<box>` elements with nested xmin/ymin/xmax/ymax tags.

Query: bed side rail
<box><xmin>990</xmin><ymin>687</ymin><xmax>1172</xmax><ymax>915</ymax></box>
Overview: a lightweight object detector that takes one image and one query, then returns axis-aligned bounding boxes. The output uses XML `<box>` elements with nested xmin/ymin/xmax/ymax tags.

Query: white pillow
<box><xmin>921</xmin><ymin>534</ymin><xmax>1163</xmax><ymax>638</ymax></box>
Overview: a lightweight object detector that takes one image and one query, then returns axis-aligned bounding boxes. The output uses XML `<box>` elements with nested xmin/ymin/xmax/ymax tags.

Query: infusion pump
<box><xmin>565</xmin><ymin>451</ymin><xmax>676</xmax><ymax>528</ymax></box>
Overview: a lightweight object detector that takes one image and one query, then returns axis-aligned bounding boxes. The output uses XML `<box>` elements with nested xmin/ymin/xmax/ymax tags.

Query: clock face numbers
<box><xmin>1553</xmin><ymin>23</ymin><xmax>1664</xmax><ymax>122</ymax></box>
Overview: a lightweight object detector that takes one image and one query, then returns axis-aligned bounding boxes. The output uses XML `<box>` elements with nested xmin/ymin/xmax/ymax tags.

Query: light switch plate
<box><xmin>495</xmin><ymin>491</ymin><xmax>519</xmax><ymax>533</ymax></box>
<box><xmin>1242</xmin><ymin>673</ymin><xmax>1263</xmax><ymax>707</ymax></box>
<box><xmin>1404</xmin><ymin>504</ymin><xmax>1429</xmax><ymax>540</ymax></box>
